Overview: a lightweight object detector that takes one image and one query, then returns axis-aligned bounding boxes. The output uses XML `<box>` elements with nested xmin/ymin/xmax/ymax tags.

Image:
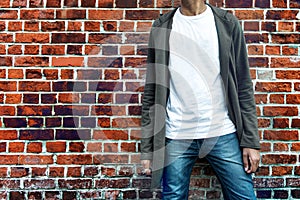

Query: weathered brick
<box><xmin>255</xmin><ymin>82</ymin><xmax>291</xmax><ymax>92</ymax></box>
<box><xmin>226</xmin><ymin>0</ymin><xmax>252</xmax><ymax>7</ymax></box>
<box><xmin>59</xmin><ymin>179</ymin><xmax>92</xmax><ymax>189</ymax></box>
<box><xmin>0</xmin><ymin>11</ymin><xmax>18</xmax><ymax>19</ymax></box>
<box><xmin>126</xmin><ymin>10</ymin><xmax>160</xmax><ymax>20</ymax></box>
<box><xmin>263</xmin><ymin>106</ymin><xmax>298</xmax><ymax>116</ymax></box>
<box><xmin>267</xmin><ymin>10</ymin><xmax>299</xmax><ymax>20</ymax></box>
<box><xmin>272</xmin><ymin>0</ymin><xmax>287</xmax><ymax>7</ymax></box>
<box><xmin>52</xmin><ymin>33</ymin><xmax>85</xmax><ymax>43</ymax></box>
<box><xmin>262</xmin><ymin>154</ymin><xmax>297</xmax><ymax>164</ymax></box>
<box><xmin>49</xmin><ymin>167</ymin><xmax>64</xmax><ymax>177</ymax></box>
<box><xmin>290</xmin><ymin>0</ymin><xmax>300</xmax><ymax>7</ymax></box>
<box><xmin>46</xmin><ymin>0</ymin><xmax>61</xmax><ymax>7</ymax></box>
<box><xmin>15</xmin><ymin>33</ymin><xmax>49</xmax><ymax>43</ymax></box>
<box><xmin>19</xmin><ymin>130</ymin><xmax>54</xmax><ymax>140</ymax></box>
<box><xmin>264</xmin><ymin>130</ymin><xmax>298</xmax><ymax>141</ymax></box>
<box><xmin>64</xmin><ymin>0</ymin><xmax>78</xmax><ymax>7</ymax></box>
<box><xmin>11</xmin><ymin>167</ymin><xmax>29</xmax><ymax>177</ymax></box>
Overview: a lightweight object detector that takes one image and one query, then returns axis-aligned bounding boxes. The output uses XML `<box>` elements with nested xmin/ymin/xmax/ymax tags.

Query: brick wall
<box><xmin>0</xmin><ymin>0</ymin><xmax>299</xmax><ymax>199</ymax></box>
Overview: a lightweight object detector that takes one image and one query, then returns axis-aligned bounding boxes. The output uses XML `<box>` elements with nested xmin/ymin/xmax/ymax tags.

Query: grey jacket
<box><xmin>141</xmin><ymin>4</ymin><xmax>260</xmax><ymax>189</ymax></box>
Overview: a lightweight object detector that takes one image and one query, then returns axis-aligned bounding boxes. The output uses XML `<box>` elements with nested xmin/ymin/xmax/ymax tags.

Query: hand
<box><xmin>141</xmin><ymin>160</ymin><xmax>152</xmax><ymax>176</ymax></box>
<box><xmin>243</xmin><ymin>148</ymin><xmax>260</xmax><ymax>173</ymax></box>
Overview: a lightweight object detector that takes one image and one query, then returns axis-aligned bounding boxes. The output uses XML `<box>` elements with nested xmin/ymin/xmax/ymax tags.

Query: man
<box><xmin>141</xmin><ymin>0</ymin><xmax>260</xmax><ymax>199</ymax></box>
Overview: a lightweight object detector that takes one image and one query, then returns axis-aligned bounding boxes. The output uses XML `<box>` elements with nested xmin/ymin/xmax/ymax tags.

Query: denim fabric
<box><xmin>162</xmin><ymin>133</ymin><xmax>256</xmax><ymax>200</ymax></box>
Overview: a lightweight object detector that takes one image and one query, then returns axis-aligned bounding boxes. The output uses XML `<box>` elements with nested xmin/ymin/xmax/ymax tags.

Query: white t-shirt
<box><xmin>165</xmin><ymin>5</ymin><xmax>236</xmax><ymax>139</ymax></box>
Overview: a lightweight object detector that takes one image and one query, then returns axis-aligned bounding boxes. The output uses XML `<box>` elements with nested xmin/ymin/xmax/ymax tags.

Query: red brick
<box><xmin>29</xmin><ymin>0</ymin><xmax>44</xmax><ymax>7</ymax></box>
<box><xmin>56</xmin><ymin>9</ymin><xmax>86</xmax><ymax>19</ymax></box>
<box><xmin>139</xmin><ymin>0</ymin><xmax>154</xmax><ymax>7</ymax></box>
<box><xmin>101</xmin><ymin>166</ymin><xmax>116</xmax><ymax>176</ymax></box>
<box><xmin>89</xmin><ymin>34</ymin><xmax>122</xmax><ymax>44</ymax></box>
<box><xmin>26</xmin><ymin>69</ymin><xmax>42</xmax><ymax>79</ymax></box>
<box><xmin>119</xmin><ymin>21</ymin><xmax>134</xmax><ymax>32</ymax></box>
<box><xmin>20</xmin><ymin>9</ymin><xmax>54</xmax><ymax>19</ymax></box>
<box><xmin>290</xmin><ymin>0</ymin><xmax>300</xmax><ymax>8</ymax></box>
<box><xmin>235</xmin><ymin>10</ymin><xmax>264</xmax><ymax>20</ymax></box>
<box><xmin>24</xmin><ymin>179</ymin><xmax>55</xmax><ymax>189</ymax></box>
<box><xmin>56</xmin><ymin>155</ymin><xmax>92</xmax><ymax>165</ymax></box>
<box><xmin>8</xmin><ymin>45</ymin><xmax>22</xmax><ymax>55</ymax></box>
<box><xmin>46</xmin><ymin>0</ymin><xmax>61</xmax><ymax>7</ymax></box>
<box><xmin>42</xmin><ymin>45</ymin><xmax>65</xmax><ymax>55</ymax></box>
<box><xmin>43</xmin><ymin>69</ymin><xmax>59</xmax><ymax>80</ymax></box>
<box><xmin>103</xmin><ymin>21</ymin><xmax>117</xmax><ymax>32</ymax></box>
<box><xmin>0</xmin><ymin>34</ymin><xmax>13</xmax><ymax>42</ymax></box>
<box><xmin>260</xmin><ymin>142</ymin><xmax>271</xmax><ymax>152</ymax></box>
<box><xmin>24</xmin><ymin>21</ymin><xmax>39</xmax><ymax>31</ymax></box>
<box><xmin>0</xmin><ymin>81</ymin><xmax>17</xmax><ymax>91</ymax></box>
<box><xmin>121</xmin><ymin>142</ymin><xmax>136</xmax><ymax>152</ymax></box>
<box><xmin>262</xmin><ymin>154</ymin><xmax>296</xmax><ymax>164</ymax></box>
<box><xmin>0</xmin><ymin>56</ymin><xmax>12</xmax><ymax>66</ymax></box>
<box><xmin>0</xmin><ymin>155</ymin><xmax>19</xmax><ymax>164</ymax></box>
<box><xmin>112</xmin><ymin>118</ymin><xmax>140</xmax><ymax>128</ymax></box>
<box><xmin>0</xmin><ymin>45</ymin><xmax>5</xmax><ymax>55</ymax></box>
<box><xmin>89</xmin><ymin>10</ymin><xmax>123</xmax><ymax>20</ymax></box>
<box><xmin>24</xmin><ymin>45</ymin><xmax>39</xmax><ymax>55</ymax></box>
<box><xmin>264</xmin><ymin>130</ymin><xmax>298</xmax><ymax>141</ymax></box>
<box><xmin>69</xmin><ymin>142</ymin><xmax>85</xmax><ymax>152</ymax></box>
<box><xmin>16</xmin><ymin>33</ymin><xmax>49</xmax><ymax>43</ymax></box>
<box><xmin>41</xmin><ymin>21</ymin><xmax>65</xmax><ymax>31</ymax></box>
<box><xmin>27</xmin><ymin>142</ymin><xmax>42</xmax><ymax>153</ymax></box>
<box><xmin>278</xmin><ymin>22</ymin><xmax>294</xmax><ymax>32</ymax></box>
<box><xmin>263</xmin><ymin>106</ymin><xmax>298</xmax><ymax>116</ymax></box>
<box><xmin>84</xmin><ymin>21</ymin><xmax>100</xmax><ymax>31</ymax></box>
<box><xmin>67</xmin><ymin>167</ymin><xmax>81</xmax><ymax>177</ymax></box>
<box><xmin>272</xmin><ymin>0</ymin><xmax>287</xmax><ymax>7</ymax></box>
<box><xmin>258</xmin><ymin>118</ymin><xmax>270</xmax><ymax>128</ymax></box>
<box><xmin>19</xmin><ymin>81</ymin><xmax>50</xmax><ymax>91</ymax></box>
<box><xmin>0</xmin><ymin>167</ymin><xmax>7</xmax><ymax>177</ymax></box>
<box><xmin>52</xmin><ymin>57</ymin><xmax>84</xmax><ymax>67</ymax></box>
<box><xmin>273</xmin><ymin>118</ymin><xmax>289</xmax><ymax>128</ymax></box>
<box><xmin>98</xmin><ymin>0</ymin><xmax>114</xmax><ymax>7</ymax></box>
<box><xmin>273</xmin><ymin>143</ymin><xmax>289</xmax><ymax>151</ymax></box>
<box><xmin>27</xmin><ymin>118</ymin><xmax>43</xmax><ymax>127</ymax></box>
<box><xmin>93</xmin><ymin>130</ymin><xmax>128</xmax><ymax>140</ymax></box>
<box><xmin>5</xmin><ymin>94</ymin><xmax>22</xmax><ymax>104</ymax></box>
<box><xmin>87</xmin><ymin>142</ymin><xmax>102</xmax><ymax>152</ymax></box>
<box><xmin>46</xmin><ymin>142</ymin><xmax>66</xmax><ymax>152</ymax></box>
<box><xmin>126</xmin><ymin>10</ymin><xmax>160</xmax><ymax>20</ymax></box>
<box><xmin>49</xmin><ymin>167</ymin><xmax>64</xmax><ymax>177</ymax></box>
<box><xmin>67</xmin><ymin>21</ymin><xmax>82</xmax><ymax>31</ymax></box>
<box><xmin>272</xmin><ymin>166</ymin><xmax>292</xmax><ymax>176</ymax></box>
<box><xmin>291</xmin><ymin>119</ymin><xmax>300</xmax><ymax>128</ymax></box>
<box><xmin>0</xmin><ymin>0</ymin><xmax>10</xmax><ymax>7</ymax></box>
<box><xmin>267</xmin><ymin>10</ymin><xmax>298</xmax><ymax>20</ymax></box>
<box><xmin>291</xmin><ymin>143</ymin><xmax>300</xmax><ymax>151</ymax></box>
<box><xmin>277</xmin><ymin>70</ymin><xmax>300</xmax><ymax>79</ymax></box>
<box><xmin>31</xmin><ymin>167</ymin><xmax>46</xmax><ymax>177</ymax></box>
<box><xmin>82</xmin><ymin>0</ymin><xmax>96</xmax><ymax>7</ymax></box>
<box><xmin>0</xmin><ymin>106</ymin><xmax>15</xmax><ymax>116</ymax></box>
<box><xmin>243</xmin><ymin>21</ymin><xmax>258</xmax><ymax>31</ymax></box>
<box><xmin>0</xmin><ymin>130</ymin><xmax>17</xmax><ymax>140</ymax></box>
<box><xmin>17</xmin><ymin>106</ymin><xmax>51</xmax><ymax>116</ymax></box>
<box><xmin>8</xmin><ymin>22</ymin><xmax>22</xmax><ymax>31</ymax></box>
<box><xmin>0</xmin><ymin>11</ymin><xmax>18</xmax><ymax>19</ymax></box>
<box><xmin>9</xmin><ymin>142</ymin><xmax>25</xmax><ymax>152</ymax></box>
<box><xmin>269</xmin><ymin>94</ymin><xmax>284</xmax><ymax>104</ymax></box>
<box><xmin>104</xmin><ymin>143</ymin><xmax>118</xmax><ymax>152</ymax></box>
<box><xmin>271</xmin><ymin>58</ymin><xmax>300</xmax><ymax>68</ymax></box>
<box><xmin>255</xmin><ymin>82</ymin><xmax>291</xmax><ymax>92</ymax></box>
<box><xmin>282</xmin><ymin>46</ymin><xmax>298</xmax><ymax>55</ymax></box>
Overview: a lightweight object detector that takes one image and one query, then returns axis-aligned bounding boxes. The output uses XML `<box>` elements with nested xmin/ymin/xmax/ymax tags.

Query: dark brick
<box><xmin>28</xmin><ymin>192</ymin><xmax>42</xmax><ymax>200</ymax></box>
<box><xmin>3</xmin><ymin>118</ymin><xmax>27</xmax><ymax>128</ymax></box>
<box><xmin>116</xmin><ymin>0</ymin><xmax>137</xmax><ymax>7</ymax></box>
<box><xmin>52</xmin><ymin>33</ymin><xmax>85</xmax><ymax>43</ymax></box>
<box><xmin>63</xmin><ymin>117</ymin><xmax>79</xmax><ymax>128</ymax></box>
<box><xmin>63</xmin><ymin>191</ymin><xmax>76</xmax><ymax>200</ymax></box>
<box><xmin>19</xmin><ymin>130</ymin><xmax>54</xmax><ymax>140</ymax></box>
<box><xmin>67</xmin><ymin>45</ymin><xmax>82</xmax><ymax>55</ymax></box>
<box><xmin>226</xmin><ymin>0</ymin><xmax>252</xmax><ymax>7</ymax></box>
<box><xmin>64</xmin><ymin>0</ymin><xmax>78</xmax><ymax>7</ymax></box>
<box><xmin>274</xmin><ymin>190</ymin><xmax>289</xmax><ymax>199</ymax></box>
<box><xmin>257</xmin><ymin>190</ymin><xmax>272</xmax><ymax>198</ymax></box>
<box><xmin>126</xmin><ymin>10</ymin><xmax>159</xmax><ymax>20</ymax></box>
<box><xmin>89</xmin><ymin>81</ymin><xmax>123</xmax><ymax>91</ymax></box>
<box><xmin>81</xmin><ymin>93</ymin><xmax>96</xmax><ymax>103</ymax></box>
<box><xmin>292</xmin><ymin>190</ymin><xmax>300</xmax><ymax>198</ymax></box>
<box><xmin>56</xmin><ymin>129</ymin><xmax>91</xmax><ymax>140</ymax></box>
<box><xmin>255</xmin><ymin>0</ymin><xmax>270</xmax><ymax>7</ymax></box>
<box><xmin>81</xmin><ymin>0</ymin><xmax>96</xmax><ymax>7</ymax></box>
<box><xmin>81</xmin><ymin>117</ymin><xmax>96</xmax><ymax>128</ymax></box>
<box><xmin>41</xmin><ymin>94</ymin><xmax>57</xmax><ymax>104</ymax></box>
<box><xmin>10</xmin><ymin>191</ymin><xmax>24</xmax><ymax>200</ymax></box>
<box><xmin>53</xmin><ymin>81</ymin><xmax>87</xmax><ymax>92</ymax></box>
<box><xmin>23</xmin><ymin>94</ymin><xmax>39</xmax><ymax>104</ymax></box>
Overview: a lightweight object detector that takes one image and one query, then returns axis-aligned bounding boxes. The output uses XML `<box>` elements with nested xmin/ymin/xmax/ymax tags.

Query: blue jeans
<box><xmin>162</xmin><ymin>133</ymin><xmax>256</xmax><ymax>200</ymax></box>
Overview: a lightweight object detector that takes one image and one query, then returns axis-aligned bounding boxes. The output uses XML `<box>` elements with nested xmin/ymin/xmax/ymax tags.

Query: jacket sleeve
<box><xmin>140</xmin><ymin>28</ymin><xmax>156</xmax><ymax>160</ymax></box>
<box><xmin>232</xmin><ymin>18</ymin><xmax>261</xmax><ymax>150</ymax></box>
